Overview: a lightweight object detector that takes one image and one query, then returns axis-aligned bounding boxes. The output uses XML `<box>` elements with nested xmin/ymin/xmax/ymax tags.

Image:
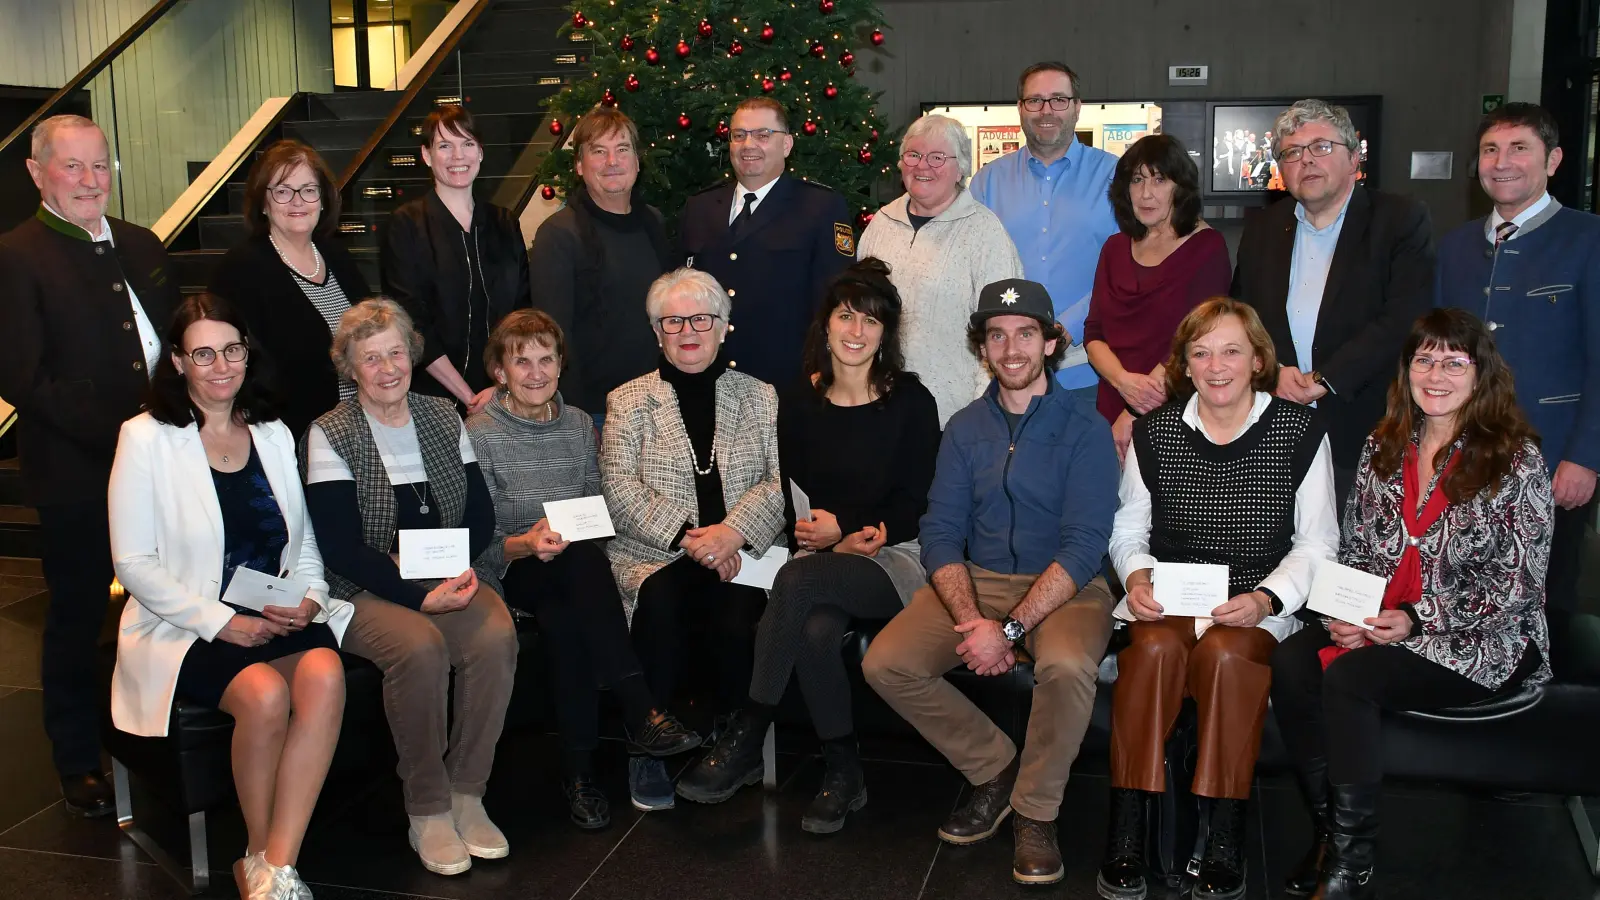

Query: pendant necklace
<box><xmin>370</xmin><ymin>417</ymin><xmax>431</xmax><ymax>514</ymax></box>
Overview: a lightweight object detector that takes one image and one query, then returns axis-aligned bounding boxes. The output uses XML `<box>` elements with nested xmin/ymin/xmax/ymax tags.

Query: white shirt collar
<box><xmin>728</xmin><ymin>175</ymin><xmax>782</xmax><ymax>220</ymax></box>
<box><xmin>1181</xmin><ymin>391</ymin><xmax>1274</xmax><ymax>444</ymax></box>
<box><xmin>42</xmin><ymin>200</ymin><xmax>112</xmax><ymax>243</ymax></box>
<box><xmin>1486</xmin><ymin>191</ymin><xmax>1551</xmax><ymax>242</ymax></box>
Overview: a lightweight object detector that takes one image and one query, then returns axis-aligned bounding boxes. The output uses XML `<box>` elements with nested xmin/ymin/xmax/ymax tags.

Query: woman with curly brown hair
<box><xmin>1269</xmin><ymin>308</ymin><xmax>1554</xmax><ymax>900</ymax></box>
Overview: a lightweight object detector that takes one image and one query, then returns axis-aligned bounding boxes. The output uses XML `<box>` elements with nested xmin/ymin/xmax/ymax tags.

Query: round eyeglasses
<box><xmin>185</xmin><ymin>342</ymin><xmax>249</xmax><ymax>366</ymax></box>
<box><xmin>268</xmin><ymin>184</ymin><xmax>322</xmax><ymax>204</ymax></box>
<box><xmin>1408</xmin><ymin>355</ymin><xmax>1474</xmax><ymax>377</ymax></box>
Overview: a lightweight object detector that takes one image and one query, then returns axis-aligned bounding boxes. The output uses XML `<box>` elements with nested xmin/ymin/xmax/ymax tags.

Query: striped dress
<box><xmin>290</xmin><ymin>268</ymin><xmax>356</xmax><ymax>401</ymax></box>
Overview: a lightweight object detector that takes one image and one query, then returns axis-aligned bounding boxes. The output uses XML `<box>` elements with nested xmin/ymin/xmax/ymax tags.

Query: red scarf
<box><xmin>1319</xmin><ymin>445</ymin><xmax>1454</xmax><ymax>669</ymax></box>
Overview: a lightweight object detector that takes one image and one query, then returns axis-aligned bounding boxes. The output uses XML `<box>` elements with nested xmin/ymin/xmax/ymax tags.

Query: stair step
<box><xmin>312</xmin><ymin>90</ymin><xmax>397</xmax><ymax>121</ymax></box>
<box><xmin>0</xmin><ymin>458</ymin><xmax>23</xmax><ymax>507</ymax></box>
<box><xmin>0</xmin><ymin>556</ymin><xmax>43</xmax><ymax>577</ymax></box>
<box><xmin>168</xmin><ymin>249</ymin><xmax>229</xmax><ymax>291</ymax></box>
<box><xmin>283</xmin><ymin>118</ymin><xmax>390</xmax><ymax>151</ymax></box>
<box><xmin>0</xmin><ymin>505</ymin><xmax>39</xmax><ymax>526</ymax></box>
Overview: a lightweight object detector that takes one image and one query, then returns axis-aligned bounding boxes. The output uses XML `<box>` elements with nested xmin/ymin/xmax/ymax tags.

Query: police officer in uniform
<box><xmin>679</xmin><ymin>97</ymin><xmax>854</xmax><ymax>386</ymax></box>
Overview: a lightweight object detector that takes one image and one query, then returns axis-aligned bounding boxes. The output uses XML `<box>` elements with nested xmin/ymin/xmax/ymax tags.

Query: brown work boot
<box><xmin>1012</xmin><ymin>813</ymin><xmax>1065</xmax><ymax>885</ymax></box>
<box><xmin>937</xmin><ymin>756</ymin><xmax>1019</xmax><ymax>845</ymax></box>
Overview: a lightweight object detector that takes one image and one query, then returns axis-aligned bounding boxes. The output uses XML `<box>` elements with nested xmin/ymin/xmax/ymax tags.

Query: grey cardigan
<box><xmin>465</xmin><ymin>390</ymin><xmax>599</xmax><ymax>552</ymax></box>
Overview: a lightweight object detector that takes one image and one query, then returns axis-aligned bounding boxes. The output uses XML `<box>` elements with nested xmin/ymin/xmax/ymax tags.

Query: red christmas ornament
<box><xmin>729</xmin><ymin>40</ymin><xmax>743</xmax><ymax>56</ymax></box>
<box><xmin>571</xmin><ymin>11</ymin><xmax>587</xmax><ymax>28</ymax></box>
<box><xmin>697</xmin><ymin>19</ymin><xmax>713</xmax><ymax>38</ymax></box>
<box><xmin>619</xmin><ymin>34</ymin><xmax>634</xmax><ymax>51</ymax></box>
<box><xmin>870</xmin><ymin>128</ymin><xmax>879</xmax><ymax>141</ymax></box>
<box><xmin>819</xmin><ymin>0</ymin><xmax>835</xmax><ymax>12</ymax></box>
<box><xmin>759</xmin><ymin>23</ymin><xmax>775</xmax><ymax>42</ymax></box>
<box><xmin>675</xmin><ymin>40</ymin><xmax>691</xmax><ymax>59</ymax></box>
<box><xmin>856</xmin><ymin>209</ymin><xmax>874</xmax><ymax>228</ymax></box>
<box><xmin>540</xmin><ymin>185</ymin><xmax>556</xmax><ymax>200</ymax></box>
<box><xmin>645</xmin><ymin>47</ymin><xmax>661</xmax><ymax>65</ymax></box>
<box><xmin>824</xmin><ymin>83</ymin><xmax>839</xmax><ymax>99</ymax></box>
<box><xmin>839</xmin><ymin>51</ymin><xmax>854</xmax><ymax>67</ymax></box>
<box><xmin>870</xmin><ymin>29</ymin><xmax>885</xmax><ymax>46</ymax></box>
<box><xmin>715</xmin><ymin>120</ymin><xmax>731</xmax><ymax>139</ymax></box>
<box><xmin>857</xmin><ymin>147</ymin><xmax>873</xmax><ymax>164</ymax></box>
<box><xmin>548</xmin><ymin>119</ymin><xmax>564</xmax><ymax>136</ymax></box>
<box><xmin>624</xmin><ymin>74</ymin><xmax>641</xmax><ymax>92</ymax></box>
<box><xmin>802</xmin><ymin>120</ymin><xmax>818</xmax><ymax>136</ymax></box>
<box><xmin>778</xmin><ymin>69</ymin><xmax>793</xmax><ymax>82</ymax></box>
<box><xmin>677</xmin><ymin>113</ymin><xmax>692</xmax><ymax>130</ymax></box>
<box><xmin>761</xmin><ymin>78</ymin><xmax>777</xmax><ymax>94</ymax></box>
<box><xmin>810</xmin><ymin>42</ymin><xmax>827</xmax><ymax>58</ymax></box>
<box><xmin>601</xmin><ymin>89</ymin><xmax>617</xmax><ymax>107</ymax></box>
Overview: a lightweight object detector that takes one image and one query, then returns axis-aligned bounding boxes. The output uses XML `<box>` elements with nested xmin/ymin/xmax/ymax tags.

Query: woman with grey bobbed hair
<box><xmin>600</xmin><ymin>267</ymin><xmax>785</xmax><ymax>809</ymax></box>
<box><xmin>856</xmin><ymin>114</ymin><xmax>1024</xmax><ymax>424</ymax></box>
<box><xmin>301</xmin><ymin>297</ymin><xmax>517</xmax><ymax>877</ymax></box>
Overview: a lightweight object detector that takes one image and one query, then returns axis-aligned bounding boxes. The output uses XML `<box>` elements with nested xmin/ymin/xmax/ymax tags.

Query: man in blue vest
<box><xmin>1435</xmin><ymin>101</ymin><xmax>1600</xmax><ymax>627</ymax></box>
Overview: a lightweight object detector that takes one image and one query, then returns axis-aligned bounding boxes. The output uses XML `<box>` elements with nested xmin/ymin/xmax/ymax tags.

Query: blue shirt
<box><xmin>969</xmin><ymin>140</ymin><xmax>1119</xmax><ymax>389</ymax></box>
<box><xmin>1286</xmin><ymin>189</ymin><xmax>1354</xmax><ymax>374</ymax></box>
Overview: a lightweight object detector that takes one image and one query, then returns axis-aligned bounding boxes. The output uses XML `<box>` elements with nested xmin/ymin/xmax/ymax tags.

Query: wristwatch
<box><xmin>1001</xmin><ymin>617</ymin><xmax>1027</xmax><ymax>644</ymax></box>
<box><xmin>1257</xmin><ymin>587</ymin><xmax>1285</xmax><ymax>617</ymax></box>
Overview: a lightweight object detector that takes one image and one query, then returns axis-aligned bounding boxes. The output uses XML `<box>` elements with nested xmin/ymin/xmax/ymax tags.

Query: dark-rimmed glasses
<box><xmin>1021</xmin><ymin>96</ymin><xmax>1076</xmax><ymax>112</ymax></box>
<box><xmin>184</xmin><ymin>342</ymin><xmax>249</xmax><ymax>366</ymax></box>
<box><xmin>657</xmin><ymin>314</ymin><xmax>722</xmax><ymax>334</ymax></box>
<box><xmin>268</xmin><ymin>184</ymin><xmax>322</xmax><ymax>204</ymax></box>
<box><xmin>730</xmin><ymin>128</ymin><xmax>789</xmax><ymax>144</ymax></box>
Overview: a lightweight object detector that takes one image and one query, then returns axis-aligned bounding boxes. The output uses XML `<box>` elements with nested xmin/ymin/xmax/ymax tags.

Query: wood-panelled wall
<box><xmin>0</xmin><ymin>0</ymin><xmax>157</xmax><ymax>89</ymax></box>
<box><xmin>857</xmin><ymin>0</ymin><xmax>1516</xmax><ymax>230</ymax></box>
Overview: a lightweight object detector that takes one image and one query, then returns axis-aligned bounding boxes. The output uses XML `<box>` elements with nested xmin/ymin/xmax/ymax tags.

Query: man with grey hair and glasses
<box><xmin>1231</xmin><ymin>99</ymin><xmax>1434</xmax><ymax>503</ymax></box>
<box><xmin>0</xmin><ymin>114</ymin><xmax>178</xmax><ymax>817</ymax></box>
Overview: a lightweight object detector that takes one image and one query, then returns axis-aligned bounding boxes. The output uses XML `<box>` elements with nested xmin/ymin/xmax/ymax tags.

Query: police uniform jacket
<box><xmin>0</xmin><ymin>208</ymin><xmax>178</xmax><ymax>506</ymax></box>
<box><xmin>679</xmin><ymin>174</ymin><xmax>852</xmax><ymax>385</ymax></box>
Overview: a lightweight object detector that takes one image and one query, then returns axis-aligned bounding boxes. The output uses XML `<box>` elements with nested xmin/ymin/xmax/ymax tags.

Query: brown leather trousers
<box><xmin>1110</xmin><ymin>617</ymin><xmax>1277</xmax><ymax>800</ymax></box>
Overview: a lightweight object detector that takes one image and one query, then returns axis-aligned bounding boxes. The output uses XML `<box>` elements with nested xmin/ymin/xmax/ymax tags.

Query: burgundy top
<box><xmin>1082</xmin><ymin>228</ymin><xmax>1232</xmax><ymax>423</ymax></box>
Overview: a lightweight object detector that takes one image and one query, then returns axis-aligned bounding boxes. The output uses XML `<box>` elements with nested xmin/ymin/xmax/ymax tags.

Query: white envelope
<box><xmin>789</xmin><ymin>479</ymin><xmax>813</xmax><ymax>522</ymax></box>
<box><xmin>543</xmin><ymin>495</ymin><xmax>617</xmax><ymax>541</ymax></box>
<box><xmin>221</xmin><ymin>566</ymin><xmax>311</xmax><ymax>613</ymax></box>
<box><xmin>1152</xmin><ymin>561</ymin><xmax>1230</xmax><ymax>618</ymax></box>
<box><xmin>731</xmin><ymin>545</ymin><xmax>791</xmax><ymax>590</ymax></box>
<box><xmin>1307</xmin><ymin>560</ymin><xmax>1387</xmax><ymax>630</ymax></box>
<box><xmin>398</xmin><ymin>528</ymin><xmax>471</xmax><ymax>580</ymax></box>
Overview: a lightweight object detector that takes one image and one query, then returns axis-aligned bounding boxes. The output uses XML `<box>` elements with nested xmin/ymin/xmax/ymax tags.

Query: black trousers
<box><xmin>37</xmin><ymin>498</ymin><xmax>115</xmax><ymax>777</ymax></box>
<box><xmin>501</xmin><ymin>542</ymin><xmax>645</xmax><ymax>756</ymax></box>
<box><xmin>1271</xmin><ymin>625</ymin><xmax>1540</xmax><ymax>784</ymax></box>
<box><xmin>1547</xmin><ymin>494</ymin><xmax>1597</xmax><ymax>620</ymax></box>
<box><xmin>630</xmin><ymin>555</ymin><xmax>765</xmax><ymax>712</ymax></box>
<box><xmin>748</xmin><ymin>553</ymin><xmax>903</xmax><ymax>740</ymax></box>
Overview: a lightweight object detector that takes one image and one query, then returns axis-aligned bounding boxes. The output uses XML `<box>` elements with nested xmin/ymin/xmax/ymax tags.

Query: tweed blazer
<box><xmin>601</xmin><ymin>368</ymin><xmax>785</xmax><ymax>620</ymax></box>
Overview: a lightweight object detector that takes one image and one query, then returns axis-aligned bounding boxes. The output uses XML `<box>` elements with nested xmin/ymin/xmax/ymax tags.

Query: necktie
<box><xmin>1494</xmin><ymin>220</ymin><xmax>1518</xmax><ymax>246</ymax></box>
<box><xmin>732</xmin><ymin>192</ymin><xmax>757</xmax><ymax>238</ymax></box>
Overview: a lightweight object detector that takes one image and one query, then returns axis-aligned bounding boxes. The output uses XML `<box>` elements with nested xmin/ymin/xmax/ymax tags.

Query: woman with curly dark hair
<box><xmin>674</xmin><ymin>257</ymin><xmax>941</xmax><ymax>833</ymax></box>
<box><xmin>1269</xmin><ymin>308</ymin><xmax>1553</xmax><ymax>900</ymax></box>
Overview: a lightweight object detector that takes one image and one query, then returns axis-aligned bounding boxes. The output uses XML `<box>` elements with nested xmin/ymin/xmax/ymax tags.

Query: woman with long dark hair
<box><xmin>673</xmin><ymin>257</ymin><xmax>942</xmax><ymax>833</ymax></box>
<box><xmin>1270</xmin><ymin>308</ymin><xmax>1553</xmax><ymax>900</ymax></box>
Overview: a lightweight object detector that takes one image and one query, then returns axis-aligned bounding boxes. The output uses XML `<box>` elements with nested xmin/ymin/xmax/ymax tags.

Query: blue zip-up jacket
<box><xmin>920</xmin><ymin>376</ymin><xmax>1118</xmax><ymax>588</ymax></box>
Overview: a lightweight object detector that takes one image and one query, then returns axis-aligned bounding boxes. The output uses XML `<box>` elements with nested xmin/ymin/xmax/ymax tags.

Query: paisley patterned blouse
<box><xmin>1338</xmin><ymin>434</ymin><xmax>1554</xmax><ymax>689</ymax></box>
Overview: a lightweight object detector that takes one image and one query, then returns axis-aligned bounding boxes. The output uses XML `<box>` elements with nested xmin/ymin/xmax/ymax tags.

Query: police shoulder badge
<box><xmin>833</xmin><ymin>223</ymin><xmax>855</xmax><ymax>257</ymax></box>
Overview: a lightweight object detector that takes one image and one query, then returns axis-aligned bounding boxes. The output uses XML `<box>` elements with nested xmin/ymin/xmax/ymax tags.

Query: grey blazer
<box><xmin>601</xmin><ymin>368</ymin><xmax>785</xmax><ymax>621</ymax></box>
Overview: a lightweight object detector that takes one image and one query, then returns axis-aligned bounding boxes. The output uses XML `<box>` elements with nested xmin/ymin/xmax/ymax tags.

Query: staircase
<box><xmin>0</xmin><ymin>459</ymin><xmax>40</xmax><ymax>566</ymax></box>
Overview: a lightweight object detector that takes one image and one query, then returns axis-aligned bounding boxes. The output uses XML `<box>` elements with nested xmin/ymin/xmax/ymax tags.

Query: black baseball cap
<box><xmin>970</xmin><ymin>279</ymin><xmax>1058</xmax><ymax>330</ymax></box>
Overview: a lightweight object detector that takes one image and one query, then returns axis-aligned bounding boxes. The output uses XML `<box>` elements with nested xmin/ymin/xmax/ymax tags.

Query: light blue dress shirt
<box><xmin>1286</xmin><ymin>189</ymin><xmax>1354</xmax><ymax>374</ymax></box>
<box><xmin>969</xmin><ymin>139</ymin><xmax>1119</xmax><ymax>389</ymax></box>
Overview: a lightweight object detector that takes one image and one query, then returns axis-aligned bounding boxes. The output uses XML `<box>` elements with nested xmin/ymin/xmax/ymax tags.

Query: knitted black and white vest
<box><xmin>1132</xmin><ymin>398</ymin><xmax>1325</xmax><ymax>596</ymax></box>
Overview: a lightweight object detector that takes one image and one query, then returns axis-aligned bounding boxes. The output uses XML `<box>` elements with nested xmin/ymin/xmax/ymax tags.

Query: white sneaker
<box><xmin>407</xmin><ymin>813</ymin><xmax>472</xmax><ymax>875</ymax></box>
<box><xmin>451</xmin><ymin>792</ymin><xmax>509</xmax><ymax>859</ymax></box>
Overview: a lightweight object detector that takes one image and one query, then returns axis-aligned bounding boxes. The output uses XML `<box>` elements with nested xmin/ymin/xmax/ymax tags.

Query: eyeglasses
<box><xmin>730</xmin><ymin>128</ymin><xmax>789</xmax><ymax>144</ymax></box>
<box><xmin>1021</xmin><ymin>96</ymin><xmax>1076</xmax><ymax>112</ymax></box>
<box><xmin>268</xmin><ymin>184</ymin><xmax>321</xmax><ymax>204</ymax></box>
<box><xmin>184</xmin><ymin>342</ymin><xmax>249</xmax><ymax>366</ymax></box>
<box><xmin>1278</xmin><ymin>139</ymin><xmax>1350</xmax><ymax>164</ymax></box>
<box><xmin>657</xmin><ymin>313</ymin><xmax>722</xmax><ymax>334</ymax></box>
<box><xmin>901</xmin><ymin>150</ymin><xmax>952</xmax><ymax>168</ymax></box>
<box><xmin>1409</xmin><ymin>355</ymin><xmax>1474</xmax><ymax>377</ymax></box>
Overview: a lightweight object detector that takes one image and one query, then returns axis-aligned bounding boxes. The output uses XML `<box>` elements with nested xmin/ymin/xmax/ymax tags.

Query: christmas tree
<box><xmin>533</xmin><ymin>0</ymin><xmax>893</xmax><ymax>233</ymax></box>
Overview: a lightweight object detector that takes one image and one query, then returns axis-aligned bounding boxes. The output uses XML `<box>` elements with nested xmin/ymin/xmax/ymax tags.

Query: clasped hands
<box><xmin>954</xmin><ymin>617</ymin><xmax>1016</xmax><ymax>677</ymax></box>
<box><xmin>795</xmin><ymin>508</ymin><xmax>887</xmax><ymax>557</ymax></box>
<box><xmin>1274</xmin><ymin>366</ymin><xmax>1328</xmax><ymax>405</ymax></box>
<box><xmin>681</xmin><ymin>522</ymin><xmax>745</xmax><ymax>582</ymax></box>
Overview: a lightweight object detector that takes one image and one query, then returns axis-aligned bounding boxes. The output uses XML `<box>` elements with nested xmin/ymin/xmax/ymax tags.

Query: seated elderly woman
<box><xmin>856</xmin><ymin>113</ymin><xmax>1023</xmax><ymax>425</ymax></box>
<box><xmin>674</xmin><ymin>258</ymin><xmax>940</xmax><ymax>833</ymax></box>
<box><xmin>466</xmin><ymin>308</ymin><xmax>700</xmax><ymax>829</ymax></box>
<box><xmin>1270</xmin><ymin>309</ymin><xmax>1552</xmax><ymax>900</ymax></box>
<box><xmin>1102</xmin><ymin>298</ymin><xmax>1339</xmax><ymax>900</ymax></box>
<box><xmin>109</xmin><ymin>294</ymin><xmax>350</xmax><ymax>900</ymax></box>
<box><xmin>301</xmin><ymin>298</ymin><xmax>517</xmax><ymax>877</ymax></box>
<box><xmin>602</xmin><ymin>268</ymin><xmax>786</xmax><ymax>810</ymax></box>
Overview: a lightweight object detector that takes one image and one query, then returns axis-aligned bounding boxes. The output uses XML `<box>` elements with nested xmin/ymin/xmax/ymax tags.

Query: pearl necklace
<box><xmin>692</xmin><ymin>444</ymin><xmax>716</xmax><ymax>476</ymax></box>
<box><xmin>269</xmin><ymin>233</ymin><xmax>323</xmax><ymax>281</ymax></box>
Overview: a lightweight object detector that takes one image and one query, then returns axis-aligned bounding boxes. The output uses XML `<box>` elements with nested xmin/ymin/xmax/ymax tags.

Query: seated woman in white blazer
<box><xmin>109</xmin><ymin>293</ymin><xmax>353</xmax><ymax>900</ymax></box>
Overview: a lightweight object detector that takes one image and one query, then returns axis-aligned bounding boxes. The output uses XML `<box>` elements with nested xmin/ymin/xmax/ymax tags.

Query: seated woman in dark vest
<box><xmin>1100</xmin><ymin>298</ymin><xmax>1339</xmax><ymax>900</ymax></box>
<box><xmin>301</xmin><ymin>298</ymin><xmax>516</xmax><ymax>878</ymax></box>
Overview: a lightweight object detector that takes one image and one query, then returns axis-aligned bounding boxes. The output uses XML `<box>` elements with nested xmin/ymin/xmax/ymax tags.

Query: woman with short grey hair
<box><xmin>856</xmin><ymin>114</ymin><xmax>1024</xmax><ymax>424</ymax></box>
<box><xmin>601</xmin><ymin>267</ymin><xmax>785</xmax><ymax>808</ymax></box>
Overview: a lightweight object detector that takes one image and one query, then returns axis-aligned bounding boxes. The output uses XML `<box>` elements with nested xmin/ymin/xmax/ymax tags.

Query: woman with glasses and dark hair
<box><xmin>1270</xmin><ymin>309</ymin><xmax>1553</xmax><ymax>900</ymax></box>
<box><xmin>109</xmin><ymin>294</ymin><xmax>351</xmax><ymax>900</ymax></box>
<box><xmin>383</xmin><ymin>105</ymin><xmax>531</xmax><ymax>414</ymax></box>
<box><xmin>1084</xmin><ymin>134</ymin><xmax>1231</xmax><ymax>463</ymax></box>
<box><xmin>601</xmin><ymin>268</ymin><xmax>786</xmax><ymax>812</ymax></box>
<box><xmin>210</xmin><ymin>139</ymin><xmax>370</xmax><ymax>439</ymax></box>
<box><xmin>675</xmin><ymin>258</ymin><xmax>940</xmax><ymax>832</ymax></box>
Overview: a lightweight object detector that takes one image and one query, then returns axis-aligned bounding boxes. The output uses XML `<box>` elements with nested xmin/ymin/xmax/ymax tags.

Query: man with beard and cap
<box><xmin>863</xmin><ymin>278</ymin><xmax>1117</xmax><ymax>886</ymax></box>
<box><xmin>970</xmin><ymin>62</ymin><xmax>1119</xmax><ymax>406</ymax></box>
<box><xmin>0</xmin><ymin>114</ymin><xmax>178</xmax><ymax>817</ymax></box>
<box><xmin>678</xmin><ymin>97</ymin><xmax>853</xmax><ymax>387</ymax></box>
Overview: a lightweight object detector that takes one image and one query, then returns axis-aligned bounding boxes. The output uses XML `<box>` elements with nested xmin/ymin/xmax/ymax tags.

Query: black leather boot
<box><xmin>626</xmin><ymin>708</ymin><xmax>703</xmax><ymax>757</ymax></box>
<box><xmin>1310</xmin><ymin>783</ymin><xmax>1380</xmax><ymax>900</ymax></box>
<box><xmin>937</xmin><ymin>756</ymin><xmax>1019</xmax><ymax>845</ymax></box>
<box><xmin>1193</xmin><ymin>798</ymin><xmax>1247</xmax><ymax>900</ymax></box>
<box><xmin>801</xmin><ymin>738</ymin><xmax>867</xmax><ymax>834</ymax></box>
<box><xmin>1095</xmin><ymin>788</ymin><xmax>1148</xmax><ymax>900</ymax></box>
<box><xmin>1286</xmin><ymin>758</ymin><xmax>1333</xmax><ymax>896</ymax></box>
<box><xmin>563</xmin><ymin>775</ymin><xmax>610</xmax><ymax>830</ymax></box>
<box><xmin>674</xmin><ymin>710</ymin><xmax>765</xmax><ymax>804</ymax></box>
<box><xmin>61</xmin><ymin>772</ymin><xmax>115</xmax><ymax>819</ymax></box>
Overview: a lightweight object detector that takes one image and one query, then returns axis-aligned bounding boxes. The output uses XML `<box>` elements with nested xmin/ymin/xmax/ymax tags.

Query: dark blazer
<box><xmin>381</xmin><ymin>192</ymin><xmax>530</xmax><ymax>399</ymax></box>
<box><xmin>1231</xmin><ymin>187</ymin><xmax>1435</xmax><ymax>471</ymax></box>
<box><xmin>0</xmin><ymin>209</ymin><xmax>179</xmax><ymax>506</ymax></box>
<box><xmin>679</xmin><ymin>174</ymin><xmax>852</xmax><ymax>386</ymax></box>
<box><xmin>209</xmin><ymin>233</ymin><xmax>370</xmax><ymax>440</ymax></box>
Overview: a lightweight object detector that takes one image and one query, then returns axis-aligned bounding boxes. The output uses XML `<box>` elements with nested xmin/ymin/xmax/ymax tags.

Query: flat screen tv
<box><xmin>1204</xmin><ymin>97</ymin><xmax>1381</xmax><ymax>200</ymax></box>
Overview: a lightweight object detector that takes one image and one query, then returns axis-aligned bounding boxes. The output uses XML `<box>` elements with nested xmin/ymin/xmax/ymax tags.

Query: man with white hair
<box><xmin>970</xmin><ymin>61</ymin><xmax>1119</xmax><ymax>406</ymax></box>
<box><xmin>0</xmin><ymin>114</ymin><xmax>178</xmax><ymax>817</ymax></box>
<box><xmin>1232</xmin><ymin>98</ymin><xmax>1434</xmax><ymax>503</ymax></box>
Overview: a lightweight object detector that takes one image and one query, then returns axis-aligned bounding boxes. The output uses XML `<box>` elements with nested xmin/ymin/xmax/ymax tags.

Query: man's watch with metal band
<box><xmin>1001</xmin><ymin>616</ymin><xmax>1027</xmax><ymax>644</ymax></box>
<box><xmin>1256</xmin><ymin>587</ymin><xmax>1285</xmax><ymax>617</ymax></box>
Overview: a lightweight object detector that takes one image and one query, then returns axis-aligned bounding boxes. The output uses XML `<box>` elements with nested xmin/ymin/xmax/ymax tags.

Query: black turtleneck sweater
<box><xmin>658</xmin><ymin>355</ymin><xmax>728</xmax><ymax>527</ymax></box>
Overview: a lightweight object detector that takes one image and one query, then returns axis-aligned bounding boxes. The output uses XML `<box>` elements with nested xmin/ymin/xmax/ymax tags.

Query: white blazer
<box><xmin>108</xmin><ymin>413</ymin><xmax>353</xmax><ymax>737</ymax></box>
